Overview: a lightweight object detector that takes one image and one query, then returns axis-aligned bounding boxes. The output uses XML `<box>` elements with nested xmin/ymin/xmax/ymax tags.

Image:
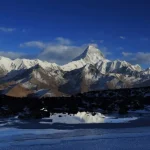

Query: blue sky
<box><xmin>0</xmin><ymin>0</ymin><xmax>150</xmax><ymax>68</ymax></box>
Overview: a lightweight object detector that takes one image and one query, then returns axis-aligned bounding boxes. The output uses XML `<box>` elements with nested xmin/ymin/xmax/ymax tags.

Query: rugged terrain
<box><xmin>0</xmin><ymin>86</ymin><xmax>150</xmax><ymax>119</ymax></box>
<box><xmin>0</xmin><ymin>45</ymin><xmax>150</xmax><ymax>97</ymax></box>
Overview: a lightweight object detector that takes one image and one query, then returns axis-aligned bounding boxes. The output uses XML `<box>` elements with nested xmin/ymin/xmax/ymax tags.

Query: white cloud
<box><xmin>55</xmin><ymin>37</ymin><xmax>72</xmax><ymax>45</ymax></box>
<box><xmin>20</xmin><ymin>38</ymin><xmax>85</xmax><ymax>64</ymax></box>
<box><xmin>20</xmin><ymin>38</ymin><xmax>112</xmax><ymax>64</ymax></box>
<box><xmin>0</xmin><ymin>51</ymin><xmax>25</xmax><ymax>59</ymax></box>
<box><xmin>0</xmin><ymin>27</ymin><xmax>16</xmax><ymax>32</ymax></box>
<box><xmin>122</xmin><ymin>51</ymin><xmax>150</xmax><ymax>65</ymax></box>
<box><xmin>131</xmin><ymin>52</ymin><xmax>150</xmax><ymax>64</ymax></box>
<box><xmin>39</xmin><ymin>45</ymin><xmax>85</xmax><ymax>64</ymax></box>
<box><xmin>120</xmin><ymin>36</ymin><xmax>126</xmax><ymax>40</ymax></box>
<box><xmin>122</xmin><ymin>52</ymin><xmax>133</xmax><ymax>57</ymax></box>
<box><xmin>38</xmin><ymin>42</ymin><xmax>111</xmax><ymax>64</ymax></box>
<box><xmin>20</xmin><ymin>41</ymin><xmax>46</xmax><ymax>49</ymax></box>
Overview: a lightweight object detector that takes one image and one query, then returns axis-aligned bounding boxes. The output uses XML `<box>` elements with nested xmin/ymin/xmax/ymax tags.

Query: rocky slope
<box><xmin>1</xmin><ymin>86</ymin><xmax>150</xmax><ymax>119</ymax></box>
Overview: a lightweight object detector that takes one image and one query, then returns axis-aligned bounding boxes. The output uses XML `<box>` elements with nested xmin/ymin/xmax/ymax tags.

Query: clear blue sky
<box><xmin>0</xmin><ymin>0</ymin><xmax>150</xmax><ymax>68</ymax></box>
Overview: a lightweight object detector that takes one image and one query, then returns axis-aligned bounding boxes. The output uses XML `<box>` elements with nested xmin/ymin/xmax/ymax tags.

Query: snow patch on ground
<box><xmin>40</xmin><ymin>112</ymin><xmax>138</xmax><ymax>124</ymax></box>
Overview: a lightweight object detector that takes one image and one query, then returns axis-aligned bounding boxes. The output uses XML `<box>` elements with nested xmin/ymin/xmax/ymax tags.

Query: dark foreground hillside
<box><xmin>0</xmin><ymin>86</ymin><xmax>150</xmax><ymax>119</ymax></box>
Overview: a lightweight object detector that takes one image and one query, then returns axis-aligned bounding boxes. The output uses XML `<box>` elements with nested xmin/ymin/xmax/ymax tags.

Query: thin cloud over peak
<box><xmin>0</xmin><ymin>51</ymin><xmax>25</xmax><ymax>59</ymax></box>
<box><xmin>19</xmin><ymin>37</ymin><xmax>111</xmax><ymax>64</ymax></box>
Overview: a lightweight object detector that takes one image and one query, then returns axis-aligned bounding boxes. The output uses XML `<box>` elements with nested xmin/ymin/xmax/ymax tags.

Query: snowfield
<box><xmin>40</xmin><ymin>112</ymin><xmax>138</xmax><ymax>124</ymax></box>
<box><xmin>1</xmin><ymin>127</ymin><xmax>150</xmax><ymax>150</ymax></box>
<box><xmin>0</xmin><ymin>114</ymin><xmax>150</xmax><ymax>149</ymax></box>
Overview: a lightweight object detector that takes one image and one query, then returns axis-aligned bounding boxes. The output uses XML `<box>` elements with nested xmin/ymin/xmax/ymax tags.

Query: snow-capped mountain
<box><xmin>0</xmin><ymin>56</ymin><xmax>59</xmax><ymax>74</ymax></box>
<box><xmin>0</xmin><ymin>45</ymin><xmax>149</xmax><ymax>97</ymax></box>
<box><xmin>61</xmin><ymin>45</ymin><xmax>141</xmax><ymax>73</ymax></box>
<box><xmin>73</xmin><ymin>45</ymin><xmax>105</xmax><ymax>63</ymax></box>
<box><xmin>61</xmin><ymin>45</ymin><xmax>107</xmax><ymax>71</ymax></box>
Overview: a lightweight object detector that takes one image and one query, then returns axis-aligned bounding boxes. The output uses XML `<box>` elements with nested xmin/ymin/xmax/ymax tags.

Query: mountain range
<box><xmin>0</xmin><ymin>45</ymin><xmax>150</xmax><ymax>97</ymax></box>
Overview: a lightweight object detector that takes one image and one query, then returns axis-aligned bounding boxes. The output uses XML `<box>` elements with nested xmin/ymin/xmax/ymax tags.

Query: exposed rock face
<box><xmin>5</xmin><ymin>84</ymin><xmax>33</xmax><ymax>97</ymax></box>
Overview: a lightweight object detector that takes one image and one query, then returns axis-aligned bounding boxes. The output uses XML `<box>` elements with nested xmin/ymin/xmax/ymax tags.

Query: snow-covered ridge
<box><xmin>0</xmin><ymin>56</ymin><xmax>59</xmax><ymax>73</ymax></box>
<box><xmin>61</xmin><ymin>59</ymin><xmax>86</xmax><ymax>71</ymax></box>
<box><xmin>61</xmin><ymin>45</ymin><xmax>142</xmax><ymax>72</ymax></box>
<box><xmin>0</xmin><ymin>45</ymin><xmax>145</xmax><ymax>73</ymax></box>
<box><xmin>0</xmin><ymin>45</ymin><xmax>150</xmax><ymax>96</ymax></box>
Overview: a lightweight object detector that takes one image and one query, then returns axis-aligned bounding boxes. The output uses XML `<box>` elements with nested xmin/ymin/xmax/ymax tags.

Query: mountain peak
<box><xmin>87</xmin><ymin>45</ymin><xmax>96</xmax><ymax>50</ymax></box>
<box><xmin>86</xmin><ymin>45</ymin><xmax>104</xmax><ymax>55</ymax></box>
<box><xmin>73</xmin><ymin>45</ymin><xmax>104</xmax><ymax>64</ymax></box>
